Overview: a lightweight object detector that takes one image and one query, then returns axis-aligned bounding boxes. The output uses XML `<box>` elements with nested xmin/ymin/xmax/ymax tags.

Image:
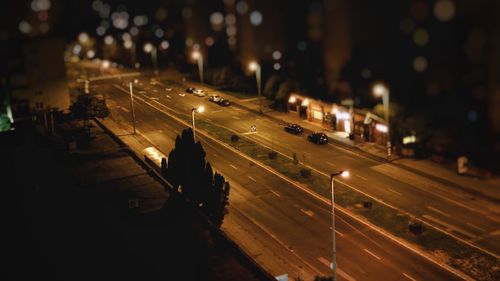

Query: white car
<box><xmin>208</xmin><ymin>95</ymin><xmax>222</xmax><ymax>102</ymax></box>
<box><xmin>193</xmin><ymin>89</ymin><xmax>206</xmax><ymax>97</ymax></box>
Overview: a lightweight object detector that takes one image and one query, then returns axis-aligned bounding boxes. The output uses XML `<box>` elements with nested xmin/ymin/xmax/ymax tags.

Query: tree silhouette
<box><xmin>69</xmin><ymin>92</ymin><xmax>110</xmax><ymax>134</ymax></box>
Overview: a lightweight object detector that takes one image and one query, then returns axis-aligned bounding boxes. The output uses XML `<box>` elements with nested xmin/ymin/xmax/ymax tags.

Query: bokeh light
<box><xmin>236</xmin><ymin>1</ymin><xmax>249</xmax><ymax>15</ymax></box>
<box><xmin>413</xmin><ymin>28</ymin><xmax>429</xmax><ymax>46</ymax></box>
<box><xmin>272</xmin><ymin>50</ymin><xmax>282</xmax><ymax>60</ymax></box>
<box><xmin>434</xmin><ymin>0</ymin><xmax>455</xmax><ymax>22</ymax></box>
<box><xmin>413</xmin><ymin>56</ymin><xmax>428</xmax><ymax>72</ymax></box>
<box><xmin>249</xmin><ymin>11</ymin><xmax>263</xmax><ymax>26</ymax></box>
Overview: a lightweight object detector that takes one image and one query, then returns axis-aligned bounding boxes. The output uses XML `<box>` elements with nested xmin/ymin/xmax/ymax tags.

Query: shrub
<box><xmin>300</xmin><ymin>168</ymin><xmax>311</xmax><ymax>178</ymax></box>
<box><xmin>230</xmin><ymin>134</ymin><xmax>239</xmax><ymax>143</ymax></box>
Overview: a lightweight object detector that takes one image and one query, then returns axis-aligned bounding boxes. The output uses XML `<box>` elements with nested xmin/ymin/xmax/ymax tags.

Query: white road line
<box><xmin>403</xmin><ymin>273</ymin><xmax>417</xmax><ymax>281</ymax></box>
<box><xmin>338</xmin><ymin>268</ymin><xmax>357</xmax><ymax>281</ymax></box>
<box><xmin>335</xmin><ymin>230</ymin><xmax>344</xmax><ymax>237</ymax></box>
<box><xmin>387</xmin><ymin>188</ymin><xmax>402</xmax><ymax>196</ymax></box>
<box><xmin>355</xmin><ymin>174</ymin><xmax>368</xmax><ymax>181</ymax></box>
<box><xmin>466</xmin><ymin>222</ymin><xmax>486</xmax><ymax>232</ymax></box>
<box><xmin>422</xmin><ymin>214</ymin><xmax>475</xmax><ymax>239</ymax></box>
<box><xmin>232</xmin><ymin>115</ymin><xmax>241</xmax><ymax>120</ymax></box>
<box><xmin>229</xmin><ymin>164</ymin><xmax>238</xmax><ymax>170</ymax></box>
<box><xmin>270</xmin><ymin>190</ymin><xmax>281</xmax><ymax>197</ymax></box>
<box><xmin>205</xmin><ymin>118</ymin><xmax>212</xmax><ymax>122</ymax></box>
<box><xmin>325</xmin><ymin>161</ymin><xmax>336</xmax><ymax>167</ymax></box>
<box><xmin>426</xmin><ymin>206</ymin><xmax>451</xmax><ymax>218</ymax></box>
<box><xmin>300</xmin><ymin>209</ymin><xmax>314</xmax><ymax>217</ymax></box>
<box><xmin>119</xmin><ymin>106</ymin><xmax>130</xmax><ymax>113</ymax></box>
<box><xmin>363</xmin><ymin>248</ymin><xmax>382</xmax><ymax>260</ymax></box>
<box><xmin>248</xmin><ymin>175</ymin><xmax>257</xmax><ymax>182</ymax></box>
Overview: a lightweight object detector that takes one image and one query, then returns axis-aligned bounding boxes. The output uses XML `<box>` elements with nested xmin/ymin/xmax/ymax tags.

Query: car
<box><xmin>284</xmin><ymin>123</ymin><xmax>303</xmax><ymax>134</ymax></box>
<box><xmin>193</xmin><ymin>89</ymin><xmax>206</xmax><ymax>97</ymax></box>
<box><xmin>185</xmin><ymin>87</ymin><xmax>195</xmax><ymax>93</ymax></box>
<box><xmin>218</xmin><ymin>99</ymin><xmax>231</xmax><ymax>106</ymax></box>
<box><xmin>165</xmin><ymin>88</ymin><xmax>172</xmax><ymax>91</ymax></box>
<box><xmin>208</xmin><ymin>95</ymin><xmax>222</xmax><ymax>103</ymax></box>
<box><xmin>308</xmin><ymin>132</ymin><xmax>328</xmax><ymax>144</ymax></box>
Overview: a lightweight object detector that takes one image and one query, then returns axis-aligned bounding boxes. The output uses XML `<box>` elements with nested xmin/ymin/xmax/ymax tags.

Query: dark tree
<box><xmin>313</xmin><ymin>276</ymin><xmax>333</xmax><ymax>281</ymax></box>
<box><xmin>69</xmin><ymin>92</ymin><xmax>110</xmax><ymax>134</ymax></box>
<box><xmin>161</xmin><ymin>157</ymin><xmax>167</xmax><ymax>178</ymax></box>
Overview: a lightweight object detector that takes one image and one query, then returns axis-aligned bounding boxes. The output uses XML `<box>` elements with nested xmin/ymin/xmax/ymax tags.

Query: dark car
<box><xmin>218</xmin><ymin>99</ymin><xmax>231</xmax><ymax>106</ymax></box>
<box><xmin>308</xmin><ymin>132</ymin><xmax>328</xmax><ymax>144</ymax></box>
<box><xmin>185</xmin><ymin>87</ymin><xmax>195</xmax><ymax>93</ymax></box>
<box><xmin>284</xmin><ymin>123</ymin><xmax>303</xmax><ymax>134</ymax></box>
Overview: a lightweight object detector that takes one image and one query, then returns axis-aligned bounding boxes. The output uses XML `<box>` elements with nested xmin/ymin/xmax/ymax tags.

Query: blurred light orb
<box><xmin>96</xmin><ymin>26</ymin><xmax>106</xmax><ymax>36</ymax></box>
<box><xmin>192</xmin><ymin>50</ymin><xmax>201</xmax><ymax>59</ymax></box>
<box><xmin>86</xmin><ymin>50</ymin><xmax>96</xmax><ymax>59</ymax></box>
<box><xmin>210</xmin><ymin>12</ymin><xmax>224</xmax><ymax>25</ymax></box>
<box><xmin>361</xmin><ymin>68</ymin><xmax>372</xmax><ymax>79</ymax></box>
<box><xmin>413</xmin><ymin>28</ymin><xmax>429</xmax><ymax>46</ymax></box>
<box><xmin>130</xmin><ymin>26</ymin><xmax>139</xmax><ymax>36</ymax></box>
<box><xmin>297</xmin><ymin>41</ymin><xmax>307</xmax><ymax>51</ymax></box>
<box><xmin>434</xmin><ymin>0</ymin><xmax>455</xmax><ymax>22</ymax></box>
<box><xmin>104</xmin><ymin>35</ymin><xmax>114</xmax><ymax>45</ymax></box>
<box><xmin>228</xmin><ymin>37</ymin><xmax>237</xmax><ymax>46</ymax></box>
<box><xmin>72</xmin><ymin>44</ymin><xmax>82</xmax><ymax>55</ymax></box>
<box><xmin>248</xmin><ymin>61</ymin><xmax>259</xmax><ymax>71</ymax></box>
<box><xmin>185</xmin><ymin>38</ymin><xmax>194</xmax><ymax>47</ymax></box>
<box><xmin>272</xmin><ymin>50</ymin><xmax>282</xmax><ymax>60</ymax></box>
<box><xmin>99</xmin><ymin>4</ymin><xmax>111</xmax><ymax>18</ymax></box>
<box><xmin>225</xmin><ymin>14</ymin><xmax>236</xmax><ymax>25</ymax></box>
<box><xmin>155</xmin><ymin>28</ymin><xmax>164</xmax><ymax>38</ymax></box>
<box><xmin>92</xmin><ymin>0</ymin><xmax>102</xmax><ymax>12</ymax></box>
<box><xmin>19</xmin><ymin>21</ymin><xmax>32</xmax><ymax>34</ymax></box>
<box><xmin>236</xmin><ymin>1</ymin><xmax>249</xmax><ymax>15</ymax></box>
<box><xmin>78</xmin><ymin>32</ymin><xmax>89</xmax><ymax>43</ymax></box>
<box><xmin>160</xmin><ymin>40</ymin><xmax>170</xmax><ymax>50</ymax></box>
<box><xmin>143</xmin><ymin>43</ymin><xmax>153</xmax><ymax>53</ymax></box>
<box><xmin>112</xmin><ymin>12</ymin><xmax>129</xmax><ymax>30</ymax></box>
<box><xmin>193</xmin><ymin>43</ymin><xmax>200</xmax><ymax>50</ymax></box>
<box><xmin>31</xmin><ymin>0</ymin><xmax>51</xmax><ymax>12</ymax></box>
<box><xmin>226</xmin><ymin>26</ymin><xmax>237</xmax><ymax>36</ymax></box>
<box><xmin>373</xmin><ymin>83</ymin><xmax>389</xmax><ymax>97</ymax></box>
<box><xmin>100</xmin><ymin>20</ymin><xmax>110</xmax><ymax>29</ymax></box>
<box><xmin>123</xmin><ymin>40</ymin><xmax>133</xmax><ymax>49</ymax></box>
<box><xmin>249</xmin><ymin>11</ymin><xmax>263</xmax><ymax>26</ymax></box>
<box><xmin>413</xmin><ymin>56</ymin><xmax>428</xmax><ymax>72</ymax></box>
<box><xmin>121</xmin><ymin>32</ymin><xmax>131</xmax><ymax>42</ymax></box>
<box><xmin>205</xmin><ymin>36</ymin><xmax>215</xmax><ymax>46</ymax></box>
<box><xmin>273</xmin><ymin>63</ymin><xmax>281</xmax><ymax>70</ymax></box>
<box><xmin>133</xmin><ymin>15</ymin><xmax>148</xmax><ymax>26</ymax></box>
<box><xmin>155</xmin><ymin>8</ymin><xmax>168</xmax><ymax>22</ymax></box>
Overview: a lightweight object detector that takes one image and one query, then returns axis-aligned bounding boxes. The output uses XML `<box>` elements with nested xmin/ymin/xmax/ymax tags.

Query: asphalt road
<box><xmin>91</xmin><ymin>71</ymin><xmax>500</xmax><ymax>258</ymax></box>
<box><xmin>90</xmin><ymin>79</ymin><xmax>464</xmax><ymax>281</ymax></box>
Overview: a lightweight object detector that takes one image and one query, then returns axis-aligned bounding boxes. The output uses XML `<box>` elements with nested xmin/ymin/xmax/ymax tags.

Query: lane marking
<box><xmin>270</xmin><ymin>190</ymin><xmax>281</xmax><ymax>197</ymax></box>
<box><xmin>363</xmin><ymin>248</ymin><xmax>382</xmax><ymax>261</ymax></box>
<box><xmin>229</xmin><ymin>164</ymin><xmax>238</xmax><ymax>170</ymax></box>
<box><xmin>355</xmin><ymin>174</ymin><xmax>368</xmax><ymax>181</ymax></box>
<box><xmin>387</xmin><ymin>188</ymin><xmax>402</xmax><ymax>196</ymax></box>
<box><xmin>422</xmin><ymin>215</ymin><xmax>475</xmax><ymax>239</ymax></box>
<box><xmin>300</xmin><ymin>209</ymin><xmax>314</xmax><ymax>217</ymax></box>
<box><xmin>335</xmin><ymin>229</ymin><xmax>344</xmax><ymax>237</ymax></box>
<box><xmin>326</xmin><ymin>161</ymin><xmax>336</xmax><ymax>167</ymax></box>
<box><xmin>403</xmin><ymin>273</ymin><xmax>417</xmax><ymax>281</ymax></box>
<box><xmin>466</xmin><ymin>222</ymin><xmax>486</xmax><ymax>232</ymax></box>
<box><xmin>232</xmin><ymin>115</ymin><xmax>241</xmax><ymax>120</ymax></box>
<box><xmin>119</xmin><ymin>106</ymin><xmax>130</xmax><ymax>113</ymax></box>
<box><xmin>426</xmin><ymin>206</ymin><xmax>451</xmax><ymax>218</ymax></box>
<box><xmin>248</xmin><ymin>175</ymin><xmax>257</xmax><ymax>182</ymax></box>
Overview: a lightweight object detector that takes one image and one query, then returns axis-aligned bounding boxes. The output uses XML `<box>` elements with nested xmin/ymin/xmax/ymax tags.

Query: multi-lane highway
<box><xmin>85</xmin><ymin>73</ymin><xmax>465</xmax><ymax>281</ymax></box>
<box><xmin>94</xmin><ymin>70</ymin><xmax>500</xmax><ymax>258</ymax></box>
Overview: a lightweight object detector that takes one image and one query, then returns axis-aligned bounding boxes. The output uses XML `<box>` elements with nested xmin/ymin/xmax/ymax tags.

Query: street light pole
<box><xmin>152</xmin><ymin>46</ymin><xmax>158</xmax><ymax>74</ymax></box>
<box><xmin>191</xmin><ymin>106</ymin><xmax>205</xmax><ymax>141</ymax></box>
<box><xmin>249</xmin><ymin>61</ymin><xmax>263</xmax><ymax>114</ymax></box>
<box><xmin>192</xmin><ymin>51</ymin><xmax>204</xmax><ymax>84</ymax></box>
<box><xmin>129</xmin><ymin>82</ymin><xmax>136</xmax><ymax>135</ymax></box>
<box><xmin>330</xmin><ymin>170</ymin><xmax>349</xmax><ymax>281</ymax></box>
<box><xmin>373</xmin><ymin>83</ymin><xmax>391</xmax><ymax>160</ymax></box>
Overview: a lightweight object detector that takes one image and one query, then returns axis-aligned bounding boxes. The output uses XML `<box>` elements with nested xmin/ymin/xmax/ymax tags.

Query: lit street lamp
<box><xmin>373</xmin><ymin>82</ymin><xmax>391</xmax><ymax>160</ymax></box>
<box><xmin>330</xmin><ymin>170</ymin><xmax>350</xmax><ymax>281</ymax></box>
<box><xmin>144</xmin><ymin>42</ymin><xmax>158</xmax><ymax>73</ymax></box>
<box><xmin>191</xmin><ymin>106</ymin><xmax>205</xmax><ymax>141</ymax></box>
<box><xmin>192</xmin><ymin>50</ymin><xmax>204</xmax><ymax>84</ymax></box>
<box><xmin>248</xmin><ymin>61</ymin><xmax>262</xmax><ymax>113</ymax></box>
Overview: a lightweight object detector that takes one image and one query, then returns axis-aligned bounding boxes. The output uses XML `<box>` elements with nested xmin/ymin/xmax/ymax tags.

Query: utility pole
<box><xmin>129</xmin><ymin>82</ymin><xmax>136</xmax><ymax>135</ymax></box>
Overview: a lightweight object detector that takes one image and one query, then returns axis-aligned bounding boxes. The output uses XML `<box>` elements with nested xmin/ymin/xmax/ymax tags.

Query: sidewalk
<box><xmin>231</xmin><ymin>94</ymin><xmax>500</xmax><ymax>204</ymax></box>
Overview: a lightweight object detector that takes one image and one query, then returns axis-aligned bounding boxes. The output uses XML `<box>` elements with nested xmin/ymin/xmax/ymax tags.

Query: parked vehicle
<box><xmin>193</xmin><ymin>89</ymin><xmax>206</xmax><ymax>97</ymax></box>
<box><xmin>284</xmin><ymin>123</ymin><xmax>303</xmax><ymax>134</ymax></box>
<box><xmin>308</xmin><ymin>132</ymin><xmax>328</xmax><ymax>144</ymax></box>
<box><xmin>218</xmin><ymin>99</ymin><xmax>231</xmax><ymax>106</ymax></box>
<box><xmin>208</xmin><ymin>95</ymin><xmax>222</xmax><ymax>103</ymax></box>
<box><xmin>185</xmin><ymin>87</ymin><xmax>195</xmax><ymax>93</ymax></box>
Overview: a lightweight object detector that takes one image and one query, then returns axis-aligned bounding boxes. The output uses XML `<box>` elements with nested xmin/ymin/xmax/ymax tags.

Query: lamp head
<box><xmin>373</xmin><ymin>83</ymin><xmax>388</xmax><ymax>97</ymax></box>
<box><xmin>192</xmin><ymin>50</ymin><xmax>201</xmax><ymax>59</ymax></box>
<box><xmin>248</xmin><ymin>61</ymin><xmax>259</xmax><ymax>72</ymax></box>
<box><xmin>143</xmin><ymin>43</ymin><xmax>153</xmax><ymax>53</ymax></box>
<box><xmin>196</xmin><ymin>106</ymin><xmax>205</xmax><ymax>113</ymax></box>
